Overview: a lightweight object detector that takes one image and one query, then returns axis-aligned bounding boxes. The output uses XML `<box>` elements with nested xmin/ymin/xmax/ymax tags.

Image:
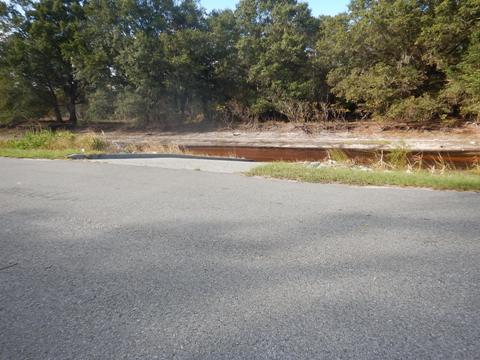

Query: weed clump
<box><xmin>77</xmin><ymin>132</ymin><xmax>110</xmax><ymax>151</ymax></box>
<box><xmin>386</xmin><ymin>148</ymin><xmax>409</xmax><ymax>169</ymax></box>
<box><xmin>1</xmin><ymin>129</ymin><xmax>110</xmax><ymax>152</ymax></box>
<box><xmin>327</xmin><ymin>148</ymin><xmax>350</xmax><ymax>163</ymax></box>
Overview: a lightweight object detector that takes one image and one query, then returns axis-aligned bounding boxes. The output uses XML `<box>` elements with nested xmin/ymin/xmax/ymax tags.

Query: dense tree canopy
<box><xmin>0</xmin><ymin>0</ymin><xmax>479</xmax><ymax>126</ymax></box>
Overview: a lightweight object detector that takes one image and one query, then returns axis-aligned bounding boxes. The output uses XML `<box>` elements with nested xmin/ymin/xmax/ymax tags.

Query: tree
<box><xmin>1</xmin><ymin>0</ymin><xmax>86</xmax><ymax>124</ymax></box>
<box><xmin>78</xmin><ymin>0</ymin><xmax>212</xmax><ymax>124</ymax></box>
<box><xmin>324</xmin><ymin>0</ymin><xmax>438</xmax><ymax>120</ymax></box>
<box><xmin>0</xmin><ymin>64</ymin><xmax>52</xmax><ymax>125</ymax></box>
<box><xmin>234</xmin><ymin>0</ymin><xmax>319</xmax><ymax>118</ymax></box>
<box><xmin>421</xmin><ymin>0</ymin><xmax>480</xmax><ymax>119</ymax></box>
<box><xmin>443</xmin><ymin>28</ymin><xmax>480</xmax><ymax>120</ymax></box>
<box><xmin>1</xmin><ymin>0</ymin><xmax>479</xmax><ymax>126</ymax></box>
<box><xmin>207</xmin><ymin>10</ymin><xmax>242</xmax><ymax>103</ymax></box>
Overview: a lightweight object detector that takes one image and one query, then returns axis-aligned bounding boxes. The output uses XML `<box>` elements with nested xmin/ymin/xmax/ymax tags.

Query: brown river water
<box><xmin>182</xmin><ymin>145</ymin><xmax>480</xmax><ymax>169</ymax></box>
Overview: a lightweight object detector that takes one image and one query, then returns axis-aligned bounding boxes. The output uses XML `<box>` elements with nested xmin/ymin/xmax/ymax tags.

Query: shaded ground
<box><xmin>1</xmin><ymin>158</ymin><xmax>479</xmax><ymax>359</ymax></box>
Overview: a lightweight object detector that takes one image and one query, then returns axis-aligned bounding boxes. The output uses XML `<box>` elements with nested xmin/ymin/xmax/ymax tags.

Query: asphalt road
<box><xmin>1</xmin><ymin>157</ymin><xmax>479</xmax><ymax>359</ymax></box>
<box><xmin>90</xmin><ymin>157</ymin><xmax>263</xmax><ymax>173</ymax></box>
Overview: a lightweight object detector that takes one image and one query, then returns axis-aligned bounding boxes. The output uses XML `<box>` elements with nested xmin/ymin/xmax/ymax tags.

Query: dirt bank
<box><xmin>100</xmin><ymin>123</ymin><xmax>480</xmax><ymax>152</ymax></box>
<box><xmin>2</xmin><ymin>121</ymin><xmax>479</xmax><ymax>151</ymax></box>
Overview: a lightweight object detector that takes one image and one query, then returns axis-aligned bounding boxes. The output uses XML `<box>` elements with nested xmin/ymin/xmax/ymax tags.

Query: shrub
<box><xmin>328</xmin><ymin>148</ymin><xmax>350</xmax><ymax>163</ymax></box>
<box><xmin>219</xmin><ymin>100</ymin><xmax>259</xmax><ymax>127</ymax></box>
<box><xmin>251</xmin><ymin>98</ymin><xmax>276</xmax><ymax>117</ymax></box>
<box><xmin>276</xmin><ymin>100</ymin><xmax>314</xmax><ymax>122</ymax></box>
<box><xmin>386</xmin><ymin>148</ymin><xmax>409</xmax><ymax>169</ymax></box>
<box><xmin>385</xmin><ymin>95</ymin><xmax>449</xmax><ymax>123</ymax></box>
<box><xmin>75</xmin><ymin>132</ymin><xmax>110</xmax><ymax>151</ymax></box>
<box><xmin>0</xmin><ymin>73</ymin><xmax>51</xmax><ymax>126</ymax></box>
<box><xmin>329</xmin><ymin>64</ymin><xmax>425</xmax><ymax>118</ymax></box>
<box><xmin>2</xmin><ymin>130</ymin><xmax>110</xmax><ymax>151</ymax></box>
<box><xmin>12</xmin><ymin>130</ymin><xmax>56</xmax><ymax>149</ymax></box>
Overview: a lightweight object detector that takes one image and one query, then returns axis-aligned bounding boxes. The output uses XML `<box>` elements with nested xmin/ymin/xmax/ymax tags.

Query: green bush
<box><xmin>11</xmin><ymin>130</ymin><xmax>57</xmax><ymax>149</ymax></box>
<box><xmin>2</xmin><ymin>130</ymin><xmax>110</xmax><ymax>151</ymax></box>
<box><xmin>386</xmin><ymin>148</ymin><xmax>409</xmax><ymax>169</ymax></box>
<box><xmin>328</xmin><ymin>64</ymin><xmax>425</xmax><ymax>117</ymax></box>
<box><xmin>328</xmin><ymin>148</ymin><xmax>350</xmax><ymax>163</ymax></box>
<box><xmin>86</xmin><ymin>134</ymin><xmax>110</xmax><ymax>151</ymax></box>
<box><xmin>0</xmin><ymin>72</ymin><xmax>51</xmax><ymax>126</ymax></box>
<box><xmin>385</xmin><ymin>95</ymin><xmax>449</xmax><ymax>123</ymax></box>
<box><xmin>447</xmin><ymin>29</ymin><xmax>480</xmax><ymax>121</ymax></box>
<box><xmin>251</xmin><ymin>98</ymin><xmax>276</xmax><ymax>117</ymax></box>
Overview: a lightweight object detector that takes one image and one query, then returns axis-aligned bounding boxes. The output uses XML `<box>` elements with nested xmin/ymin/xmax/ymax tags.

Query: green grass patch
<box><xmin>1</xmin><ymin>129</ymin><xmax>110</xmax><ymax>151</ymax></box>
<box><xmin>246</xmin><ymin>162</ymin><xmax>480</xmax><ymax>192</ymax></box>
<box><xmin>385</xmin><ymin>147</ymin><xmax>409</xmax><ymax>169</ymax></box>
<box><xmin>0</xmin><ymin>148</ymin><xmax>83</xmax><ymax>159</ymax></box>
<box><xmin>0</xmin><ymin>129</ymin><xmax>109</xmax><ymax>159</ymax></box>
<box><xmin>328</xmin><ymin>148</ymin><xmax>350</xmax><ymax>163</ymax></box>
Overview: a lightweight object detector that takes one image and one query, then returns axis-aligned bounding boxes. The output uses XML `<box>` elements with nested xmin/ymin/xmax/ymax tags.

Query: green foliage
<box><xmin>3</xmin><ymin>129</ymin><xmax>110</xmax><ymax>151</ymax></box>
<box><xmin>326</xmin><ymin>0</ymin><xmax>439</xmax><ymax>120</ymax></box>
<box><xmin>329</xmin><ymin>64</ymin><xmax>426</xmax><ymax>116</ymax></box>
<box><xmin>0</xmin><ymin>70</ymin><xmax>51</xmax><ymax>124</ymax></box>
<box><xmin>386</xmin><ymin>148</ymin><xmax>409</xmax><ymax>169</ymax></box>
<box><xmin>0</xmin><ymin>148</ymin><xmax>88</xmax><ymax>159</ymax></box>
<box><xmin>235</xmin><ymin>0</ymin><xmax>319</xmax><ymax>115</ymax></box>
<box><xmin>386</xmin><ymin>95</ymin><xmax>449</xmax><ymax>123</ymax></box>
<box><xmin>9</xmin><ymin>130</ymin><xmax>60</xmax><ymax>149</ymax></box>
<box><xmin>328</xmin><ymin>148</ymin><xmax>350</xmax><ymax>163</ymax></box>
<box><xmin>84</xmin><ymin>89</ymin><xmax>116</xmax><ymax>123</ymax></box>
<box><xmin>82</xmin><ymin>133</ymin><xmax>110</xmax><ymax>151</ymax></box>
<box><xmin>1</xmin><ymin>0</ymin><xmax>87</xmax><ymax>124</ymax></box>
<box><xmin>443</xmin><ymin>27</ymin><xmax>480</xmax><ymax>120</ymax></box>
<box><xmin>114</xmin><ymin>90</ymin><xmax>152</xmax><ymax>123</ymax></box>
<box><xmin>0</xmin><ymin>0</ymin><xmax>479</xmax><ymax>126</ymax></box>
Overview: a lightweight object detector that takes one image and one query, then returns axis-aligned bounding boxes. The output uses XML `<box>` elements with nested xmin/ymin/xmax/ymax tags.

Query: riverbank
<box><xmin>93</xmin><ymin>122</ymin><xmax>480</xmax><ymax>152</ymax></box>
<box><xmin>3</xmin><ymin>121</ymin><xmax>480</xmax><ymax>152</ymax></box>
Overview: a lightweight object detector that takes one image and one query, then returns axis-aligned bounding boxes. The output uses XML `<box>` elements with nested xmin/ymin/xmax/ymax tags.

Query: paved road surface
<box><xmin>1</xmin><ymin>158</ymin><xmax>479</xmax><ymax>359</ymax></box>
<box><xmin>90</xmin><ymin>157</ymin><xmax>263</xmax><ymax>173</ymax></box>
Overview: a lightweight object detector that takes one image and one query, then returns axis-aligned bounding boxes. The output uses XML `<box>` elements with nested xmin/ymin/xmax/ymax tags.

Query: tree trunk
<box><xmin>68</xmin><ymin>99</ymin><xmax>77</xmax><ymax>126</ymax></box>
<box><xmin>53</xmin><ymin>102</ymin><xmax>63</xmax><ymax>123</ymax></box>
<box><xmin>66</xmin><ymin>80</ymin><xmax>78</xmax><ymax>126</ymax></box>
<box><xmin>201</xmin><ymin>98</ymin><xmax>210</xmax><ymax>121</ymax></box>
<box><xmin>46</xmin><ymin>80</ymin><xmax>62</xmax><ymax>122</ymax></box>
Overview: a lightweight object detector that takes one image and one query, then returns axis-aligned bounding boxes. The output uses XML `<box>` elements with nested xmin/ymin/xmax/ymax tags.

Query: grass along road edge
<box><xmin>246</xmin><ymin>162</ymin><xmax>480</xmax><ymax>192</ymax></box>
<box><xmin>0</xmin><ymin>148</ymin><xmax>104</xmax><ymax>159</ymax></box>
<box><xmin>0</xmin><ymin>130</ymin><xmax>109</xmax><ymax>159</ymax></box>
